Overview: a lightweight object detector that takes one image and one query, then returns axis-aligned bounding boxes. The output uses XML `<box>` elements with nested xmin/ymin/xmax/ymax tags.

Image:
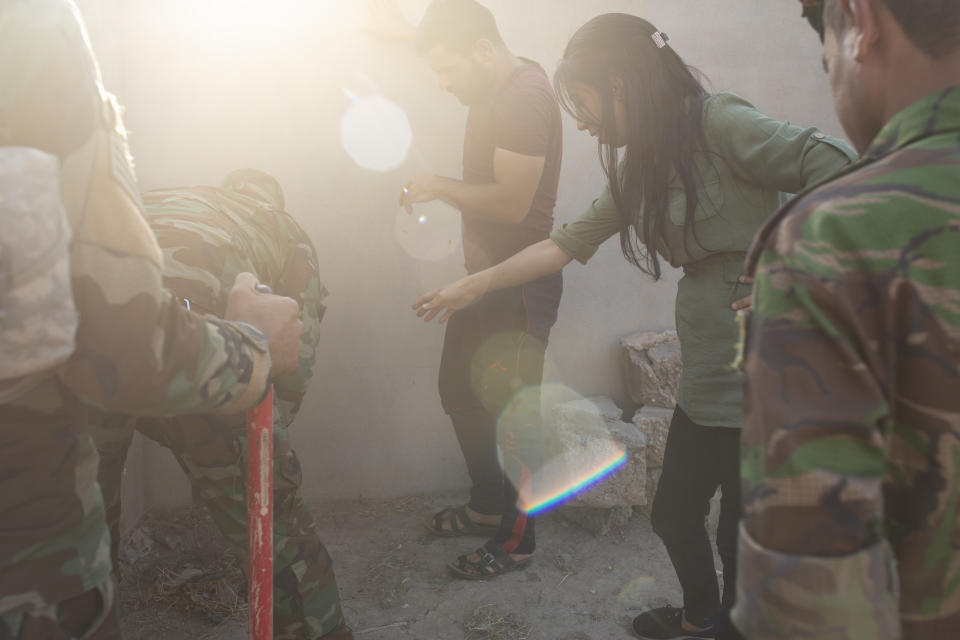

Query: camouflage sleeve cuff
<box><xmin>732</xmin><ymin>523</ymin><xmax>900</xmax><ymax>640</ymax></box>
<box><xmin>212</xmin><ymin>322</ymin><xmax>272</xmax><ymax>415</ymax></box>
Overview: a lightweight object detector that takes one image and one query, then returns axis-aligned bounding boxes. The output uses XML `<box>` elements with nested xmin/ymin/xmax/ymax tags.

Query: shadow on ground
<box><xmin>117</xmin><ymin>494</ymin><xmax>691</xmax><ymax>640</ymax></box>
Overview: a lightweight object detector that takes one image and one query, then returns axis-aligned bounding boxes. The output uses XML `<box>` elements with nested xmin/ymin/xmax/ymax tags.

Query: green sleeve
<box><xmin>272</xmin><ymin>219</ymin><xmax>328</xmax><ymax>428</ymax></box>
<box><xmin>743</xmin><ymin>235</ymin><xmax>889</xmax><ymax>553</ymax></box>
<box><xmin>732</xmin><ymin>525</ymin><xmax>899</xmax><ymax>639</ymax></box>
<box><xmin>0</xmin><ymin>1</ymin><xmax>273</xmax><ymax>418</ymax></box>
<box><xmin>549</xmin><ymin>183</ymin><xmax>623</xmax><ymax>264</ymax></box>
<box><xmin>705</xmin><ymin>93</ymin><xmax>857</xmax><ymax>193</ymax></box>
<box><xmin>736</xmin><ymin>210</ymin><xmax>898</xmax><ymax>638</ymax></box>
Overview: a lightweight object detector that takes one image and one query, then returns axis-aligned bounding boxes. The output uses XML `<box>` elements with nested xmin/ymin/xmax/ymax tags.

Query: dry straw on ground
<box><xmin>463</xmin><ymin>604</ymin><xmax>530</xmax><ymax>640</ymax></box>
<box><xmin>118</xmin><ymin>506</ymin><xmax>248</xmax><ymax>623</ymax></box>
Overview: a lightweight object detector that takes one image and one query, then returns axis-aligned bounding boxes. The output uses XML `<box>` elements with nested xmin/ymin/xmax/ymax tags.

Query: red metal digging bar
<box><xmin>247</xmin><ymin>386</ymin><xmax>274</xmax><ymax>640</ymax></box>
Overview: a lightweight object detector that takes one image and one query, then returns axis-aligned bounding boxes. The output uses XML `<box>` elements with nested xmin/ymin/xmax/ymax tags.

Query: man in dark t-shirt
<box><xmin>459</xmin><ymin>60</ymin><xmax>562</xmax><ymax>272</ymax></box>
<box><xmin>397</xmin><ymin>0</ymin><xmax>563</xmax><ymax>579</ymax></box>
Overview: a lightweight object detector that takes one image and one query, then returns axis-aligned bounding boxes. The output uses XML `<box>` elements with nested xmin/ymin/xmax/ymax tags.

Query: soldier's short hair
<box><xmin>825</xmin><ymin>0</ymin><xmax>960</xmax><ymax>59</ymax></box>
<box><xmin>415</xmin><ymin>0</ymin><xmax>505</xmax><ymax>56</ymax></box>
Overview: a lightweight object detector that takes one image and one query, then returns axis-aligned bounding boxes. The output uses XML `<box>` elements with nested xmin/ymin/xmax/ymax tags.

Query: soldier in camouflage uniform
<box><xmin>0</xmin><ymin>147</ymin><xmax>77</xmax><ymax>404</ymax></box>
<box><xmin>91</xmin><ymin>170</ymin><xmax>353</xmax><ymax>640</ymax></box>
<box><xmin>0</xmin><ymin>2</ymin><xmax>303</xmax><ymax>638</ymax></box>
<box><xmin>732</xmin><ymin>0</ymin><xmax>960</xmax><ymax>638</ymax></box>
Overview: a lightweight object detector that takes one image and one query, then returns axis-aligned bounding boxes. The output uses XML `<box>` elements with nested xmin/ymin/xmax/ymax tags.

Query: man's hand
<box><xmin>364</xmin><ymin>0</ymin><xmax>417</xmax><ymax>43</ymax></box>
<box><xmin>731</xmin><ymin>275</ymin><xmax>755</xmax><ymax>311</ymax></box>
<box><xmin>412</xmin><ymin>274</ymin><xmax>487</xmax><ymax>324</ymax></box>
<box><xmin>225</xmin><ymin>272</ymin><xmax>303</xmax><ymax>376</ymax></box>
<box><xmin>399</xmin><ymin>174</ymin><xmax>442</xmax><ymax>214</ymax></box>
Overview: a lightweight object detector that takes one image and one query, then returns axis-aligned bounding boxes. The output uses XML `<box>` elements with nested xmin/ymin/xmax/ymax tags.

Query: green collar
<box><xmin>866</xmin><ymin>86</ymin><xmax>960</xmax><ymax>160</ymax></box>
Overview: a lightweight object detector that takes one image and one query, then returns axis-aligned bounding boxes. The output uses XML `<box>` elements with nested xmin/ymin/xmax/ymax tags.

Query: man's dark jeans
<box><xmin>438</xmin><ymin>272</ymin><xmax>561</xmax><ymax>554</ymax></box>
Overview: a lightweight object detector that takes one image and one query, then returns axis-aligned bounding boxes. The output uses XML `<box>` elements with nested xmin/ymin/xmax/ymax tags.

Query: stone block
<box><xmin>632</xmin><ymin>406</ymin><xmax>674</xmax><ymax>470</ymax></box>
<box><xmin>558</xmin><ymin>505</ymin><xmax>634</xmax><ymax>536</ymax></box>
<box><xmin>545</xmin><ymin>396</ymin><xmax>647</xmax><ymax>510</ymax></box>
<box><xmin>550</xmin><ymin>395</ymin><xmax>624</xmax><ymax>427</ymax></box>
<box><xmin>636</xmin><ymin>468</ymin><xmax>662</xmax><ymax>517</ymax></box>
<box><xmin>621</xmin><ymin>330</ymin><xmax>682</xmax><ymax>408</ymax></box>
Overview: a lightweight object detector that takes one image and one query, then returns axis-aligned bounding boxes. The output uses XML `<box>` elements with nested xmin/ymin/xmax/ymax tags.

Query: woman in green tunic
<box><xmin>413</xmin><ymin>13</ymin><xmax>855</xmax><ymax>639</ymax></box>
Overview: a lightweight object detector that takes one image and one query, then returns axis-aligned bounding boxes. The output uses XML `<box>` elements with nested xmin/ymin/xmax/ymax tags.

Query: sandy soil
<box><xmin>115</xmin><ymin>493</ymin><xmax>722</xmax><ymax>640</ymax></box>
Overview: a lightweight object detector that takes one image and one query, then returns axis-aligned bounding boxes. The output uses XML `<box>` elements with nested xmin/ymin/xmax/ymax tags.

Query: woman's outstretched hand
<box><xmin>412</xmin><ymin>275</ymin><xmax>486</xmax><ymax>324</ymax></box>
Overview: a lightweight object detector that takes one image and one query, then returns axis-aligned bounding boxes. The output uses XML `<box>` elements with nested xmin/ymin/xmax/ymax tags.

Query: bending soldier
<box><xmin>0</xmin><ymin>2</ymin><xmax>302</xmax><ymax>638</ymax></box>
<box><xmin>92</xmin><ymin>170</ymin><xmax>353</xmax><ymax>640</ymax></box>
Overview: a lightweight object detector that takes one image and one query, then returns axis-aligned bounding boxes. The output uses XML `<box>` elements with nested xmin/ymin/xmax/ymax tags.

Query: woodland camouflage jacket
<box><xmin>733</xmin><ymin>87</ymin><xmax>960</xmax><ymax>639</ymax></box>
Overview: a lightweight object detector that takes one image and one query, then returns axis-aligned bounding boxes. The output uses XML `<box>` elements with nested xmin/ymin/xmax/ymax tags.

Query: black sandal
<box><xmin>448</xmin><ymin>543</ymin><xmax>532</xmax><ymax>580</ymax></box>
<box><xmin>424</xmin><ymin>505</ymin><xmax>500</xmax><ymax>538</ymax></box>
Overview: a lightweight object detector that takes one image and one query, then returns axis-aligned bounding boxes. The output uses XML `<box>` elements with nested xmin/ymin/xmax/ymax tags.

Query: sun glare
<box><xmin>169</xmin><ymin>0</ymin><xmax>357</xmax><ymax>47</ymax></box>
<box><xmin>340</xmin><ymin>94</ymin><xmax>413</xmax><ymax>172</ymax></box>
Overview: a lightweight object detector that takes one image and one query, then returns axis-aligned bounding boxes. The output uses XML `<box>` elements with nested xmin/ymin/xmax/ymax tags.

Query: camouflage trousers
<box><xmin>0</xmin><ymin>579</ymin><xmax>122</xmax><ymax>640</ymax></box>
<box><xmin>91</xmin><ymin>415</ymin><xmax>353</xmax><ymax>640</ymax></box>
<box><xmin>0</xmin><ymin>397</ymin><xmax>120</xmax><ymax>640</ymax></box>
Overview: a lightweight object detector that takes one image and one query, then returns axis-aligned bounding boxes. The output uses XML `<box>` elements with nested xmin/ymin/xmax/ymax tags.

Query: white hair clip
<box><xmin>652</xmin><ymin>31</ymin><xmax>669</xmax><ymax>49</ymax></box>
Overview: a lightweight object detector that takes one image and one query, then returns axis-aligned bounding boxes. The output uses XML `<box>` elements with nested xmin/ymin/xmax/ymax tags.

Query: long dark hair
<box><xmin>555</xmin><ymin>14</ymin><xmax>708</xmax><ymax>279</ymax></box>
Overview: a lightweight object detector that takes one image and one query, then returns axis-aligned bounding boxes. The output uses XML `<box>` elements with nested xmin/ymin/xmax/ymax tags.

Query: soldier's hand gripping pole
<box><xmin>247</xmin><ymin>386</ymin><xmax>274</xmax><ymax>640</ymax></box>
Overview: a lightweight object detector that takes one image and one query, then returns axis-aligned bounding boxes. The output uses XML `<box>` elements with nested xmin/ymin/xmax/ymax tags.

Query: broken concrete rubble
<box><xmin>559</xmin><ymin>505</ymin><xmax>634</xmax><ymax>536</ymax></box>
<box><xmin>640</xmin><ymin>469</ymin><xmax>662</xmax><ymax>517</ymax></box>
<box><xmin>548</xmin><ymin>329</ymin><xmax>684</xmax><ymax>531</ymax></box>
<box><xmin>632</xmin><ymin>406</ymin><xmax>673</xmax><ymax>471</ymax></box>
<box><xmin>621</xmin><ymin>330</ymin><xmax>682</xmax><ymax>409</ymax></box>
<box><xmin>546</xmin><ymin>396</ymin><xmax>652</xmax><ymax>533</ymax></box>
<box><xmin>631</xmin><ymin>407</ymin><xmax>673</xmax><ymax>516</ymax></box>
<box><xmin>547</xmin><ymin>396</ymin><xmax>647</xmax><ymax>511</ymax></box>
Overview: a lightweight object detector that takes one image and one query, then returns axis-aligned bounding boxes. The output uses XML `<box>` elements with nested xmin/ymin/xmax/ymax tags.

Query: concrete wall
<box><xmin>75</xmin><ymin>0</ymin><xmax>845</xmax><ymax>511</ymax></box>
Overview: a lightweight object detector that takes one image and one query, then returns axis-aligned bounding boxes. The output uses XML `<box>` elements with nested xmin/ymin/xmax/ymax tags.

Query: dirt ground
<box><xmin>115</xmin><ymin>493</ymin><xmax>723</xmax><ymax>640</ymax></box>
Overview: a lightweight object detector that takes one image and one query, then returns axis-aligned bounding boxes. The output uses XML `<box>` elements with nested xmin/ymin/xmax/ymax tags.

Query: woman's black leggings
<box><xmin>650</xmin><ymin>406</ymin><xmax>741</xmax><ymax>627</ymax></box>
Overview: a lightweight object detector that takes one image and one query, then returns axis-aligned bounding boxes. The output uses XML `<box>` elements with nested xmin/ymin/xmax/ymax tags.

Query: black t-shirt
<box><xmin>461</xmin><ymin>60</ymin><xmax>562</xmax><ymax>273</ymax></box>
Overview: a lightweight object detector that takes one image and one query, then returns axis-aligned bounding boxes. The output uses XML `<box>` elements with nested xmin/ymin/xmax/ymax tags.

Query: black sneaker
<box><xmin>632</xmin><ymin>606</ymin><xmax>716</xmax><ymax>639</ymax></box>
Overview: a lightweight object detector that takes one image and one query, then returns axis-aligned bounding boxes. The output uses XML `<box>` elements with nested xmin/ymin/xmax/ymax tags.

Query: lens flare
<box><xmin>491</xmin><ymin>382</ymin><xmax>630</xmax><ymax>516</ymax></box>
<box><xmin>520</xmin><ymin>449</ymin><xmax>627</xmax><ymax>516</ymax></box>
<box><xmin>394</xmin><ymin>202</ymin><xmax>460</xmax><ymax>262</ymax></box>
<box><xmin>340</xmin><ymin>94</ymin><xmax>412</xmax><ymax>171</ymax></box>
<box><xmin>469</xmin><ymin>330</ymin><xmax>548</xmax><ymax>416</ymax></box>
<box><xmin>617</xmin><ymin>576</ymin><xmax>657</xmax><ymax>603</ymax></box>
